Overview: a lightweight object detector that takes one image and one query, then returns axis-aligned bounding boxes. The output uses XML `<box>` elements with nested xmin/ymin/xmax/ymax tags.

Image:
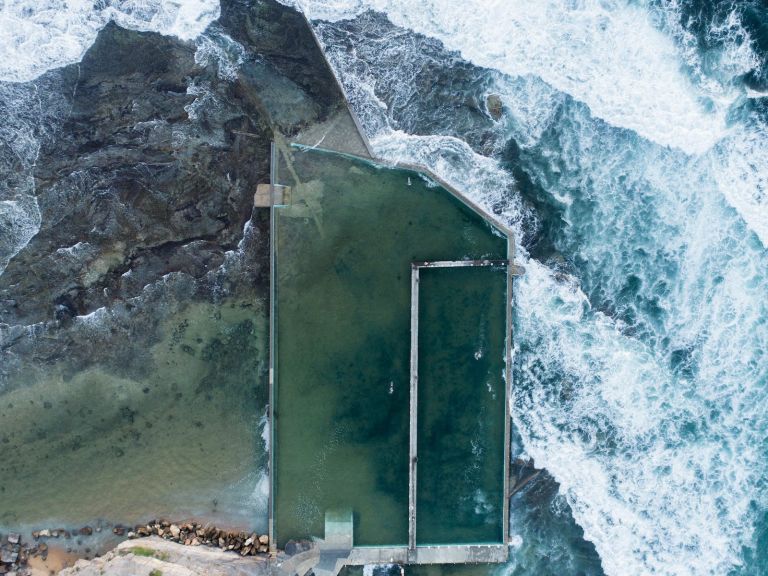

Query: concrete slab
<box><xmin>346</xmin><ymin>545</ymin><xmax>509</xmax><ymax>566</ymax></box>
<box><xmin>255</xmin><ymin>183</ymin><xmax>291</xmax><ymax>207</ymax></box>
<box><xmin>293</xmin><ymin>108</ymin><xmax>372</xmax><ymax>158</ymax></box>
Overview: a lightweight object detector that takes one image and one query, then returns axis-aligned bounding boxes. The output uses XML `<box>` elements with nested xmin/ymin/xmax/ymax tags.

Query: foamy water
<box><xmin>290</xmin><ymin>3</ymin><xmax>768</xmax><ymax>574</ymax></box>
<box><xmin>295</xmin><ymin>0</ymin><xmax>750</xmax><ymax>154</ymax></box>
<box><xmin>0</xmin><ymin>0</ymin><xmax>220</xmax><ymax>83</ymax></box>
<box><xmin>295</xmin><ymin>0</ymin><xmax>768</xmax><ymax>248</ymax></box>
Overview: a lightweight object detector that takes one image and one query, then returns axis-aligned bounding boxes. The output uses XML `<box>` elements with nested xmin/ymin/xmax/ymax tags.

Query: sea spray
<box><xmin>291</xmin><ymin>3</ymin><xmax>768</xmax><ymax>574</ymax></box>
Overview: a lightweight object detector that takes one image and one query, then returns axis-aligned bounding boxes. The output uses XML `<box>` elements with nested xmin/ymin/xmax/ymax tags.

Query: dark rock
<box><xmin>285</xmin><ymin>540</ymin><xmax>312</xmax><ymax>556</ymax></box>
<box><xmin>486</xmin><ymin>94</ymin><xmax>504</xmax><ymax>121</ymax></box>
<box><xmin>0</xmin><ymin>0</ymin><xmax>344</xmax><ymax>391</ymax></box>
<box><xmin>0</xmin><ymin>549</ymin><xmax>17</xmax><ymax>564</ymax></box>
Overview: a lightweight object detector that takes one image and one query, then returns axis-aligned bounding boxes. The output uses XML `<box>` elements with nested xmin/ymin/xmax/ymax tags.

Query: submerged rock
<box><xmin>486</xmin><ymin>94</ymin><xmax>503</xmax><ymax>121</ymax></box>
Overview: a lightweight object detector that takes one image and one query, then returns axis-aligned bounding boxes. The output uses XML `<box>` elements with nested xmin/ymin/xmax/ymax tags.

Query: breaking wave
<box><xmin>293</xmin><ymin>0</ymin><xmax>768</xmax><ymax>248</ymax></box>
<box><xmin>0</xmin><ymin>0</ymin><xmax>220</xmax><ymax>83</ymax></box>
<box><xmin>287</xmin><ymin>2</ymin><xmax>768</xmax><ymax>574</ymax></box>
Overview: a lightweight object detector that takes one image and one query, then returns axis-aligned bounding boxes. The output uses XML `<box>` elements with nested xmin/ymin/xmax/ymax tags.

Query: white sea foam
<box><xmin>293</xmin><ymin>0</ymin><xmax>768</xmax><ymax>245</ymax></box>
<box><xmin>293</xmin><ymin>0</ymin><xmax>757</xmax><ymax>155</ymax></box>
<box><xmin>514</xmin><ymin>255</ymin><xmax>767</xmax><ymax>575</ymax></box>
<box><xmin>297</xmin><ymin>6</ymin><xmax>768</xmax><ymax>574</ymax></box>
<box><xmin>709</xmin><ymin>124</ymin><xmax>768</xmax><ymax>247</ymax></box>
<box><xmin>371</xmin><ymin>130</ymin><xmax>527</xmax><ymax>232</ymax></box>
<box><xmin>647</xmin><ymin>0</ymin><xmax>760</xmax><ymax>90</ymax></box>
<box><xmin>0</xmin><ymin>80</ymin><xmax>63</xmax><ymax>276</ymax></box>
<box><xmin>0</xmin><ymin>0</ymin><xmax>220</xmax><ymax>83</ymax></box>
<box><xmin>0</xmin><ymin>195</ymin><xmax>41</xmax><ymax>274</ymax></box>
<box><xmin>194</xmin><ymin>28</ymin><xmax>246</xmax><ymax>81</ymax></box>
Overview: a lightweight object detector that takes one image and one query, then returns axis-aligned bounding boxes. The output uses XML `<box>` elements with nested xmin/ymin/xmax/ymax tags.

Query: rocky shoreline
<box><xmin>0</xmin><ymin>0</ymin><xmax>345</xmax><ymax>564</ymax></box>
<box><xmin>119</xmin><ymin>520</ymin><xmax>270</xmax><ymax>556</ymax></box>
<box><xmin>2</xmin><ymin>520</ymin><xmax>272</xmax><ymax>575</ymax></box>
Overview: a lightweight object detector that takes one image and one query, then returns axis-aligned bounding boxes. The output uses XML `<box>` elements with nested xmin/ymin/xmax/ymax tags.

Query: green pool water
<box><xmin>273</xmin><ymin>146</ymin><xmax>508</xmax><ymax>547</ymax></box>
<box><xmin>416</xmin><ymin>266</ymin><xmax>507</xmax><ymax>544</ymax></box>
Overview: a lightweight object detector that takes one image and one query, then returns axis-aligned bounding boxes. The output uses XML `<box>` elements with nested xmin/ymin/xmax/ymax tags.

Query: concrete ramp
<box><xmin>323</xmin><ymin>510</ymin><xmax>354</xmax><ymax>549</ymax></box>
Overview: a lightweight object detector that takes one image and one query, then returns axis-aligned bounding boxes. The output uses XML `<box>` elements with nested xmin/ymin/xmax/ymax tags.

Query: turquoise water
<box><xmin>273</xmin><ymin>147</ymin><xmax>508</xmax><ymax>547</ymax></box>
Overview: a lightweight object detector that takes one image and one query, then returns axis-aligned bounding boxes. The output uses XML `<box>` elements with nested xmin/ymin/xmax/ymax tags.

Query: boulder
<box><xmin>486</xmin><ymin>94</ymin><xmax>503</xmax><ymax>121</ymax></box>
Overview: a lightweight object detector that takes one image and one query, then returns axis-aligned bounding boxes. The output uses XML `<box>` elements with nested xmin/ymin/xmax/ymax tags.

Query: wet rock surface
<box><xmin>0</xmin><ymin>0</ymin><xmax>344</xmax><ymax>388</ymax></box>
<box><xmin>315</xmin><ymin>11</ymin><xmax>497</xmax><ymax>149</ymax></box>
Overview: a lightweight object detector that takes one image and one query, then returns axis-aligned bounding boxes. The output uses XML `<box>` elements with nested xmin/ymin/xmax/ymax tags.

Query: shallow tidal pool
<box><xmin>0</xmin><ymin>300</ymin><xmax>269</xmax><ymax>542</ymax></box>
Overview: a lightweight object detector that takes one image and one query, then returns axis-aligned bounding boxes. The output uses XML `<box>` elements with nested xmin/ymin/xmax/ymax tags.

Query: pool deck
<box><xmin>273</xmin><ymin>513</ymin><xmax>509</xmax><ymax>576</ymax></box>
<box><xmin>408</xmin><ymin>263</ymin><xmax>420</xmax><ymax>552</ymax></box>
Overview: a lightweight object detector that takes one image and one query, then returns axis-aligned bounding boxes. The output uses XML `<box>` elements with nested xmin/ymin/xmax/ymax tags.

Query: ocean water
<box><xmin>283</xmin><ymin>1</ymin><xmax>768</xmax><ymax>575</ymax></box>
<box><xmin>1</xmin><ymin>1</ymin><xmax>767</xmax><ymax>575</ymax></box>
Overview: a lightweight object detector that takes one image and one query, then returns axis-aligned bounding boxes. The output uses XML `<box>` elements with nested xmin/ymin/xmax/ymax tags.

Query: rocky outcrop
<box><xmin>0</xmin><ymin>0</ymin><xmax>345</xmax><ymax>557</ymax></box>
<box><xmin>59</xmin><ymin>537</ymin><xmax>271</xmax><ymax>576</ymax></box>
<box><xmin>0</xmin><ymin>0</ymin><xmax>345</xmax><ymax>388</ymax></box>
<box><xmin>120</xmin><ymin>520</ymin><xmax>271</xmax><ymax>556</ymax></box>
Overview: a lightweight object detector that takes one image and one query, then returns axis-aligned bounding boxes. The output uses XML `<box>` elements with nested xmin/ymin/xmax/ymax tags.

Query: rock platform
<box><xmin>59</xmin><ymin>537</ymin><xmax>271</xmax><ymax>576</ymax></box>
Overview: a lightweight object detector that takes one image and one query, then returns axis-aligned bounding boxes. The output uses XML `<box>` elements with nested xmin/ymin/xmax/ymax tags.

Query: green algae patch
<box><xmin>0</xmin><ymin>301</ymin><xmax>269</xmax><ymax>533</ymax></box>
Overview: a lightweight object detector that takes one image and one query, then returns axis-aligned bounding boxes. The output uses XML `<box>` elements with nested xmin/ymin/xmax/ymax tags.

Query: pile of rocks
<box><xmin>117</xmin><ymin>520</ymin><xmax>271</xmax><ymax>557</ymax></box>
<box><xmin>0</xmin><ymin>531</ymin><xmax>49</xmax><ymax>575</ymax></box>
